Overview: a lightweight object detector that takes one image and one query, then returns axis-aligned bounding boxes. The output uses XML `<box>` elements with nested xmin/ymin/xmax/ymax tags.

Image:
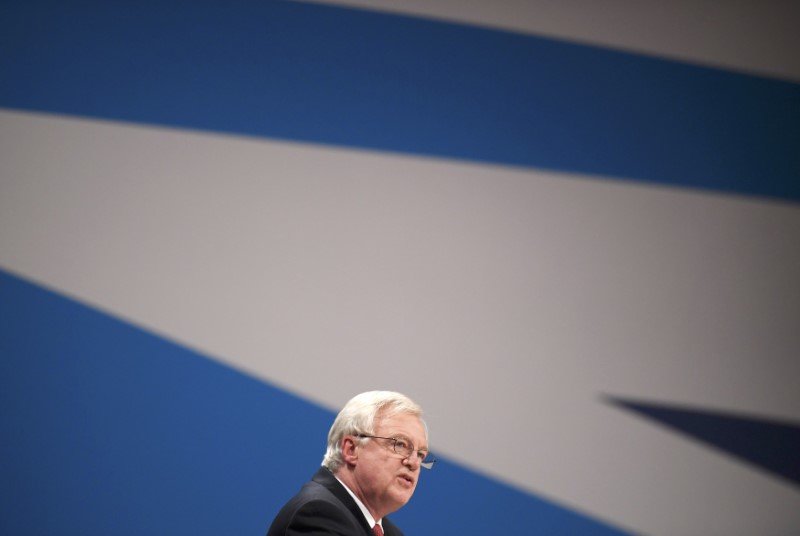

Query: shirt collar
<box><xmin>334</xmin><ymin>474</ymin><xmax>383</xmax><ymax>531</ymax></box>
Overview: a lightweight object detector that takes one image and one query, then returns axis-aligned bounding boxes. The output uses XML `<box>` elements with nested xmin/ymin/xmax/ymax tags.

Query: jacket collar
<box><xmin>312</xmin><ymin>467</ymin><xmax>375</xmax><ymax>535</ymax></box>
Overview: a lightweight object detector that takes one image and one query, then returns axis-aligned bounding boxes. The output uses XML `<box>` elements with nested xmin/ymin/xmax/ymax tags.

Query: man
<box><xmin>267</xmin><ymin>391</ymin><xmax>434</xmax><ymax>536</ymax></box>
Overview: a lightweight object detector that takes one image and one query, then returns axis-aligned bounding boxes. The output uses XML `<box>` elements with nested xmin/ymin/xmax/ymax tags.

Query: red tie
<box><xmin>373</xmin><ymin>524</ymin><xmax>384</xmax><ymax>536</ymax></box>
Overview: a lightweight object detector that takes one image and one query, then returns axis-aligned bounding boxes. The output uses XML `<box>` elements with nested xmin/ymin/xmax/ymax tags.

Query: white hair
<box><xmin>322</xmin><ymin>391</ymin><xmax>425</xmax><ymax>472</ymax></box>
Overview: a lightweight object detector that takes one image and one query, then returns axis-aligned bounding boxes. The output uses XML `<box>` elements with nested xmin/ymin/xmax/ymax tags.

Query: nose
<box><xmin>403</xmin><ymin>451</ymin><xmax>422</xmax><ymax>470</ymax></box>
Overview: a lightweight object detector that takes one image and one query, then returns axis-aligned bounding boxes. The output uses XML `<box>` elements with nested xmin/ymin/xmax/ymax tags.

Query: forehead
<box><xmin>375</xmin><ymin>410</ymin><xmax>427</xmax><ymax>444</ymax></box>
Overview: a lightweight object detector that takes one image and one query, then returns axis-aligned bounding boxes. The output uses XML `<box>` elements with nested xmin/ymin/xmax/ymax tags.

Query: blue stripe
<box><xmin>0</xmin><ymin>268</ymin><xmax>633</xmax><ymax>535</ymax></box>
<box><xmin>2</xmin><ymin>0</ymin><xmax>798</xmax><ymax>201</ymax></box>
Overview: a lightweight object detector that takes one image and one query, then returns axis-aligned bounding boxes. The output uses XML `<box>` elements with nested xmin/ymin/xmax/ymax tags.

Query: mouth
<box><xmin>397</xmin><ymin>474</ymin><xmax>415</xmax><ymax>488</ymax></box>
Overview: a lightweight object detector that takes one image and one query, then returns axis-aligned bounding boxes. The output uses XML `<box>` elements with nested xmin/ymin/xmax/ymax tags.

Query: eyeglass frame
<box><xmin>356</xmin><ymin>434</ymin><xmax>436</xmax><ymax>470</ymax></box>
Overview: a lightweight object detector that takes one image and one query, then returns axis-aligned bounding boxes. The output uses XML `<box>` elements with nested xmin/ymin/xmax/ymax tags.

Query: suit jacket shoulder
<box><xmin>267</xmin><ymin>467</ymin><xmax>404</xmax><ymax>536</ymax></box>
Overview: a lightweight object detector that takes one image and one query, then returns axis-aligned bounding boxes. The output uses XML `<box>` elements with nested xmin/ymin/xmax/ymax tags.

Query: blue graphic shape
<box><xmin>0</xmin><ymin>269</ymin><xmax>633</xmax><ymax>535</ymax></box>
<box><xmin>1</xmin><ymin>1</ymin><xmax>798</xmax><ymax>202</ymax></box>
<box><xmin>608</xmin><ymin>397</ymin><xmax>800</xmax><ymax>488</ymax></box>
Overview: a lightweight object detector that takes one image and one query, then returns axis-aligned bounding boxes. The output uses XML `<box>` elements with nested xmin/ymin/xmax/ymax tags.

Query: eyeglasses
<box><xmin>357</xmin><ymin>434</ymin><xmax>436</xmax><ymax>470</ymax></box>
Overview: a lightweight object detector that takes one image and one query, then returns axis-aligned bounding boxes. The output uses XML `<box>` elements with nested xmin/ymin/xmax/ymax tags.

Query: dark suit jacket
<box><xmin>267</xmin><ymin>467</ymin><xmax>405</xmax><ymax>536</ymax></box>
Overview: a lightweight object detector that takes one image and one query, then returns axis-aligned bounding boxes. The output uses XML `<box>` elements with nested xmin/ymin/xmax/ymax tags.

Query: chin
<box><xmin>392</xmin><ymin>491</ymin><xmax>413</xmax><ymax>508</ymax></box>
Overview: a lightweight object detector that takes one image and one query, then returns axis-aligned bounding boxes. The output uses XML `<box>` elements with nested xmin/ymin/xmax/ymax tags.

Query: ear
<box><xmin>341</xmin><ymin>436</ymin><xmax>359</xmax><ymax>467</ymax></box>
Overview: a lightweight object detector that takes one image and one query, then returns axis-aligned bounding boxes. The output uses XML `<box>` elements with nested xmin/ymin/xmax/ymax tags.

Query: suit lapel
<box><xmin>312</xmin><ymin>467</ymin><xmax>374</xmax><ymax>536</ymax></box>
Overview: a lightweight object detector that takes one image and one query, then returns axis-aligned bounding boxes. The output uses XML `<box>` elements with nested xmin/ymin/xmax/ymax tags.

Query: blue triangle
<box><xmin>1</xmin><ymin>269</ymin><xmax>633</xmax><ymax>535</ymax></box>
<box><xmin>607</xmin><ymin>396</ymin><xmax>800</xmax><ymax>488</ymax></box>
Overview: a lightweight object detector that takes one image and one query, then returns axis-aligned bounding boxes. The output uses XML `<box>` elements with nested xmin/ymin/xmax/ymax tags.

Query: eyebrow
<box><xmin>390</xmin><ymin>434</ymin><xmax>428</xmax><ymax>451</ymax></box>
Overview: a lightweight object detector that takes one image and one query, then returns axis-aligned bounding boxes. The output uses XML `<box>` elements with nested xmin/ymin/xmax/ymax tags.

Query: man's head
<box><xmin>322</xmin><ymin>391</ymin><xmax>429</xmax><ymax>519</ymax></box>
